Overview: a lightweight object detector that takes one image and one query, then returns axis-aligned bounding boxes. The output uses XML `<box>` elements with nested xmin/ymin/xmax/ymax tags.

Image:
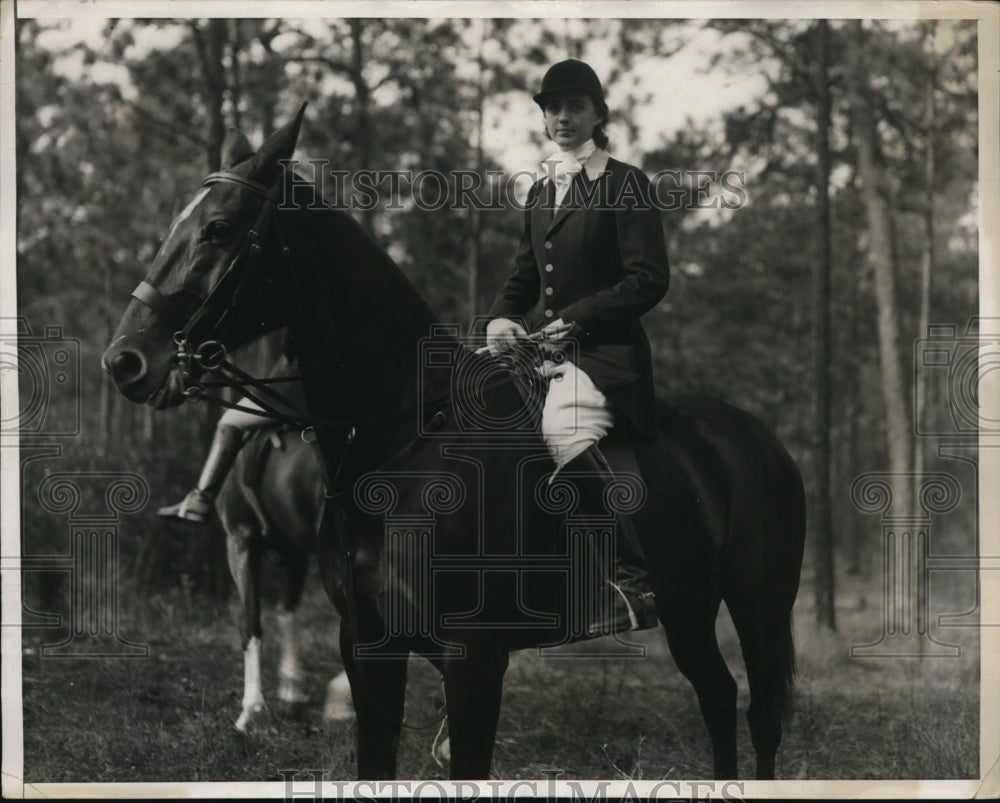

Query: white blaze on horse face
<box><xmin>157</xmin><ymin>187</ymin><xmax>210</xmax><ymax>261</ymax></box>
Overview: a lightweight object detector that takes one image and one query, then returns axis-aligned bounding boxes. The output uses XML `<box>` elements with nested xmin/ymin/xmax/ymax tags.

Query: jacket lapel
<box><xmin>539</xmin><ymin>149</ymin><xmax>611</xmax><ymax>237</ymax></box>
<box><xmin>532</xmin><ymin>179</ymin><xmax>556</xmax><ymax>244</ymax></box>
<box><xmin>546</xmin><ymin>171</ymin><xmax>590</xmax><ymax>236</ymax></box>
<box><xmin>547</xmin><ymin>195</ymin><xmax>576</xmax><ymax>236</ymax></box>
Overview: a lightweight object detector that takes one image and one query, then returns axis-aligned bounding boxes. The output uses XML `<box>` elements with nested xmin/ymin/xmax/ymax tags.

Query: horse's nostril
<box><xmin>110</xmin><ymin>350</ymin><xmax>146</xmax><ymax>386</ymax></box>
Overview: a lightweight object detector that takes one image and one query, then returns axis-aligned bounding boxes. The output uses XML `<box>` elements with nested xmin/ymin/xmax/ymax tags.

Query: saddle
<box><xmin>239</xmin><ymin>425</ymin><xmax>289</xmax><ymax>488</ymax></box>
<box><xmin>236</xmin><ymin>424</ymin><xmax>295</xmax><ymax>537</ymax></box>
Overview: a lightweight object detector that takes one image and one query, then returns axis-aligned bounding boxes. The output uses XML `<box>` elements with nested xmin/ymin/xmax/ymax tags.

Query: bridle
<box><xmin>127</xmin><ymin>167</ymin><xmax>455</xmax><ymax>732</ymax></box>
<box><xmin>129</xmin><ymin>169</ymin><xmax>306</xmax><ymax>425</ymax></box>
<box><xmin>125</xmin><ymin>166</ymin><xmax>561</xmax><ymax>734</ymax></box>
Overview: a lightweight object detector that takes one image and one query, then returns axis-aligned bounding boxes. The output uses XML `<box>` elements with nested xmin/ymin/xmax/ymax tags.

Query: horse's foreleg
<box><xmin>227</xmin><ymin>524</ymin><xmax>265</xmax><ymax>732</ymax></box>
<box><xmin>339</xmin><ymin>627</ymin><xmax>408</xmax><ymax>780</ymax></box>
<box><xmin>276</xmin><ymin>551</ymin><xmax>310</xmax><ymax>706</ymax></box>
<box><xmin>659</xmin><ymin>592</ymin><xmax>738</xmax><ymax>779</ymax></box>
<box><xmin>443</xmin><ymin>644</ymin><xmax>509</xmax><ymax>780</ymax></box>
<box><xmin>236</xmin><ymin>635</ymin><xmax>264</xmax><ymax>732</ymax></box>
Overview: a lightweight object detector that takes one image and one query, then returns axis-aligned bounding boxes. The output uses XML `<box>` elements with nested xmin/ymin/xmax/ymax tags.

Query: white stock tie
<box><xmin>551</xmin><ymin>156</ymin><xmax>582</xmax><ymax>208</ymax></box>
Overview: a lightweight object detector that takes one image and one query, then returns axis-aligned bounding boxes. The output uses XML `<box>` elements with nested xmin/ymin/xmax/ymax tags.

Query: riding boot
<box><xmin>156</xmin><ymin>424</ymin><xmax>245</xmax><ymax>524</ymax></box>
<box><xmin>561</xmin><ymin>444</ymin><xmax>659</xmax><ymax>637</ymax></box>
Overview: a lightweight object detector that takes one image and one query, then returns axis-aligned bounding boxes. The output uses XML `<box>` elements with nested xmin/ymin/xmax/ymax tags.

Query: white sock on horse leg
<box><xmin>276</xmin><ymin>610</ymin><xmax>307</xmax><ymax>703</ymax></box>
<box><xmin>236</xmin><ymin>636</ymin><xmax>266</xmax><ymax>731</ymax></box>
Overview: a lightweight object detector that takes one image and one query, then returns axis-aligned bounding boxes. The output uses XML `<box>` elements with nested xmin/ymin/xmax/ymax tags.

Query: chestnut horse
<box><xmin>216</xmin><ymin>424</ymin><xmax>354</xmax><ymax>731</ymax></box>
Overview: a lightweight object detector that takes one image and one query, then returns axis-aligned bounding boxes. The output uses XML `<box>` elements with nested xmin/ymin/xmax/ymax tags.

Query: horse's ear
<box><xmin>247</xmin><ymin>103</ymin><xmax>308</xmax><ymax>184</ymax></box>
<box><xmin>221</xmin><ymin>129</ymin><xmax>254</xmax><ymax>168</ymax></box>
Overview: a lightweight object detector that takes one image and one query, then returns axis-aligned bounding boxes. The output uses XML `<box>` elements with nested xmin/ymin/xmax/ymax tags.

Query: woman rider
<box><xmin>485</xmin><ymin>59</ymin><xmax>668</xmax><ymax>637</ymax></box>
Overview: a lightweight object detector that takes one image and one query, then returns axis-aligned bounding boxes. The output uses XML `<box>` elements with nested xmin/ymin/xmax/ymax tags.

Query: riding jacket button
<box><xmin>544</xmin><ymin>309</ymin><xmax>554</xmax><ymax>318</ymax></box>
<box><xmin>545</xmin><ymin>287</ymin><xmax>553</xmax><ymax>296</ymax></box>
<box><xmin>544</xmin><ymin>241</ymin><xmax>552</xmax><ymax>250</ymax></box>
<box><xmin>545</xmin><ymin>263</ymin><xmax>554</xmax><ymax>272</ymax></box>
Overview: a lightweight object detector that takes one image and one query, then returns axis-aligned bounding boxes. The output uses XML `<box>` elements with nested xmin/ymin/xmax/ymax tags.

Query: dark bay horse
<box><xmin>103</xmin><ymin>107</ymin><xmax>806</xmax><ymax>780</ymax></box>
<box><xmin>216</xmin><ymin>424</ymin><xmax>354</xmax><ymax>731</ymax></box>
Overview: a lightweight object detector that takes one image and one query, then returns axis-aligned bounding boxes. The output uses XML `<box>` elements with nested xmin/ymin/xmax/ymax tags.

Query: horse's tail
<box><xmin>777</xmin><ymin>608</ymin><xmax>798</xmax><ymax>723</ymax></box>
<box><xmin>777</xmin><ymin>462</ymin><xmax>806</xmax><ymax>724</ymax></box>
<box><xmin>696</xmin><ymin>393</ymin><xmax>805</xmax><ymax>724</ymax></box>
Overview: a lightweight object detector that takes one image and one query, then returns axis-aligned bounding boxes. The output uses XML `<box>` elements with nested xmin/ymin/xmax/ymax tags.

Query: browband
<box><xmin>203</xmin><ymin>171</ymin><xmax>276</xmax><ymax>200</ymax></box>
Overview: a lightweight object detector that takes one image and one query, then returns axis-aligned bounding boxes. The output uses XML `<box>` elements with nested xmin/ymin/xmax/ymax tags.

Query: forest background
<box><xmin>7</xmin><ymin>10</ymin><xmax>988</xmax><ymax>784</ymax></box>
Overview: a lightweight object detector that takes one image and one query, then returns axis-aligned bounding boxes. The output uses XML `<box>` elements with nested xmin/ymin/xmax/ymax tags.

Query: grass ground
<box><xmin>20</xmin><ymin>561</ymin><xmax>979</xmax><ymax>783</ymax></box>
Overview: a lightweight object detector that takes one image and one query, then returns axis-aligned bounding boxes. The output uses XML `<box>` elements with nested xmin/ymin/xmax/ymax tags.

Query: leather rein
<box><xmin>129</xmin><ymin>169</ymin><xmax>474</xmax><ymax>436</ymax></box>
<box><xmin>128</xmin><ymin>168</ymin><xmax>556</xmax><ymax>732</ymax></box>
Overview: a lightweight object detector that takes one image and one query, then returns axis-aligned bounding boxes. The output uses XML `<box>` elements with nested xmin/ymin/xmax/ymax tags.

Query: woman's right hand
<box><xmin>485</xmin><ymin>317</ymin><xmax>528</xmax><ymax>352</ymax></box>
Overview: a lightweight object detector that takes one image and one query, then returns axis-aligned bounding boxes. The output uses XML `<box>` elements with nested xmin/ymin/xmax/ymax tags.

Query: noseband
<box><xmin>128</xmin><ymin>170</ymin><xmax>301</xmax><ymax>421</ymax></box>
<box><xmin>131</xmin><ymin>171</ymin><xmax>286</xmax><ymax>353</ymax></box>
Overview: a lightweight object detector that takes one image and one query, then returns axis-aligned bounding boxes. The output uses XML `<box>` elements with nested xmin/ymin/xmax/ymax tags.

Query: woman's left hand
<box><xmin>540</xmin><ymin>318</ymin><xmax>572</xmax><ymax>340</ymax></box>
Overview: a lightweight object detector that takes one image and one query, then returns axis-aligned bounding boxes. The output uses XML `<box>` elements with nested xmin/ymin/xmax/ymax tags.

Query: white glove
<box><xmin>485</xmin><ymin>317</ymin><xmax>528</xmax><ymax>352</ymax></box>
<box><xmin>540</xmin><ymin>318</ymin><xmax>570</xmax><ymax>340</ymax></box>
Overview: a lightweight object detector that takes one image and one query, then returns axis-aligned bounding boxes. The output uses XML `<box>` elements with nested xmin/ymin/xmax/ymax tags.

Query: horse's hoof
<box><xmin>277</xmin><ymin>682</ymin><xmax>309</xmax><ymax>706</ymax></box>
<box><xmin>323</xmin><ymin>673</ymin><xmax>355</xmax><ymax>722</ymax></box>
<box><xmin>432</xmin><ymin>736</ymin><xmax>451</xmax><ymax>765</ymax></box>
<box><xmin>275</xmin><ymin>698</ymin><xmax>309</xmax><ymax>721</ymax></box>
<box><xmin>234</xmin><ymin>704</ymin><xmax>267</xmax><ymax>733</ymax></box>
<box><xmin>322</xmin><ymin>697</ymin><xmax>355</xmax><ymax>722</ymax></box>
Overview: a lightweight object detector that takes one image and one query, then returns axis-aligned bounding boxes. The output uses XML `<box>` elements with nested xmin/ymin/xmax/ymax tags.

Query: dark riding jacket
<box><xmin>488</xmin><ymin>151</ymin><xmax>669</xmax><ymax>438</ymax></box>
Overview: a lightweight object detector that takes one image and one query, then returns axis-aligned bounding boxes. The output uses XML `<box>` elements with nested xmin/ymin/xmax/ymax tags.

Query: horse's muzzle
<box><xmin>102</xmin><ymin>339</ymin><xmax>183</xmax><ymax>407</ymax></box>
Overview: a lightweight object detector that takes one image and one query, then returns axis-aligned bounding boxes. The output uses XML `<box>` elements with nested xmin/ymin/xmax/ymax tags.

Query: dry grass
<box><xmin>21</xmin><ymin>565</ymin><xmax>979</xmax><ymax>782</ymax></box>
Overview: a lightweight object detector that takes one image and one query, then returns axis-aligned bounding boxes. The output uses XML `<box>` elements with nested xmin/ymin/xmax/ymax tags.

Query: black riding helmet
<box><xmin>533</xmin><ymin>59</ymin><xmax>605</xmax><ymax>109</ymax></box>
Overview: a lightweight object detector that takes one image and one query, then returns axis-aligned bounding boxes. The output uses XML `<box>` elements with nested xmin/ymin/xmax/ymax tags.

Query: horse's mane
<box><xmin>286</xmin><ymin>175</ymin><xmax>441</xmax><ymax>329</ymax></box>
<box><xmin>269</xmin><ymin>170</ymin><xmax>456</xmax><ymax>419</ymax></box>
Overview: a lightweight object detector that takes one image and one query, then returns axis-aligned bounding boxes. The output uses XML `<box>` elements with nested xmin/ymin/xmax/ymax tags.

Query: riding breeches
<box><xmin>537</xmin><ymin>359</ymin><xmax>613</xmax><ymax>470</ymax></box>
<box><xmin>218</xmin><ymin>397</ymin><xmax>270</xmax><ymax>429</ymax></box>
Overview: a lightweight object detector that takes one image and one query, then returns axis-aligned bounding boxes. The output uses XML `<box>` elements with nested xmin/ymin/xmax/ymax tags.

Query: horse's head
<box><xmin>102</xmin><ymin>105</ymin><xmax>306</xmax><ymax>407</ymax></box>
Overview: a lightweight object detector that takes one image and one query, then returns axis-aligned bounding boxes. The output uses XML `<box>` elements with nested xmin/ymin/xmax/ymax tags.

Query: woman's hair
<box><xmin>592</xmin><ymin>99</ymin><xmax>610</xmax><ymax>149</ymax></box>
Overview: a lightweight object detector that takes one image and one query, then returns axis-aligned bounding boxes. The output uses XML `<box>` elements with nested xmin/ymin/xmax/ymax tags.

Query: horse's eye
<box><xmin>205</xmin><ymin>220</ymin><xmax>233</xmax><ymax>243</ymax></box>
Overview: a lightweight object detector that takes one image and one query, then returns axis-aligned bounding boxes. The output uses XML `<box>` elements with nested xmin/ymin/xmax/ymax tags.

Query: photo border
<box><xmin>2</xmin><ymin>0</ymin><xmax>997</xmax><ymax>799</ymax></box>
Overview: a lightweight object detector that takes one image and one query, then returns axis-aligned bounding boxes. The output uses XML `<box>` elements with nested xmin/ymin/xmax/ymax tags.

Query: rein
<box><xmin>130</xmin><ymin>169</ymin><xmax>554</xmax><ymax>434</ymax></box>
<box><xmin>129</xmin><ymin>170</ymin><xmax>549</xmax><ymax>734</ymax></box>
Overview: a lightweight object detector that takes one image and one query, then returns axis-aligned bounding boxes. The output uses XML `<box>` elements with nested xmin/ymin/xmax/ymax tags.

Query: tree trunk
<box><xmin>845</xmin><ymin>265</ymin><xmax>864</xmax><ymax>576</ymax></box>
<box><xmin>811</xmin><ymin>20</ymin><xmax>836</xmax><ymax>630</ymax></box>
<box><xmin>101</xmin><ymin>259</ymin><xmax>116</xmax><ymax>439</ymax></box>
<box><xmin>914</xmin><ymin>21</ymin><xmax>937</xmax><ymax>489</ymax></box>
<box><xmin>254</xmin><ymin>20</ymin><xmax>282</xmax><ymax>139</ymax></box>
<box><xmin>847</xmin><ymin>20</ymin><xmax>914</xmax><ymax>515</ymax></box>
<box><xmin>192</xmin><ymin>19</ymin><xmax>228</xmax><ymax>172</ymax></box>
<box><xmin>229</xmin><ymin>20</ymin><xmax>243</xmax><ymax>131</ymax></box>
<box><xmin>468</xmin><ymin>19</ymin><xmax>487</xmax><ymax>329</ymax></box>
<box><xmin>350</xmin><ymin>20</ymin><xmax>376</xmax><ymax>236</ymax></box>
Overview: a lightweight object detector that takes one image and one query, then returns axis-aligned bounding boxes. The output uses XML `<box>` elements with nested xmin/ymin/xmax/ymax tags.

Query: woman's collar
<box><xmin>582</xmin><ymin>148</ymin><xmax>610</xmax><ymax>180</ymax></box>
<box><xmin>565</xmin><ymin>139</ymin><xmax>610</xmax><ymax>179</ymax></box>
<box><xmin>541</xmin><ymin>140</ymin><xmax>610</xmax><ymax>183</ymax></box>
